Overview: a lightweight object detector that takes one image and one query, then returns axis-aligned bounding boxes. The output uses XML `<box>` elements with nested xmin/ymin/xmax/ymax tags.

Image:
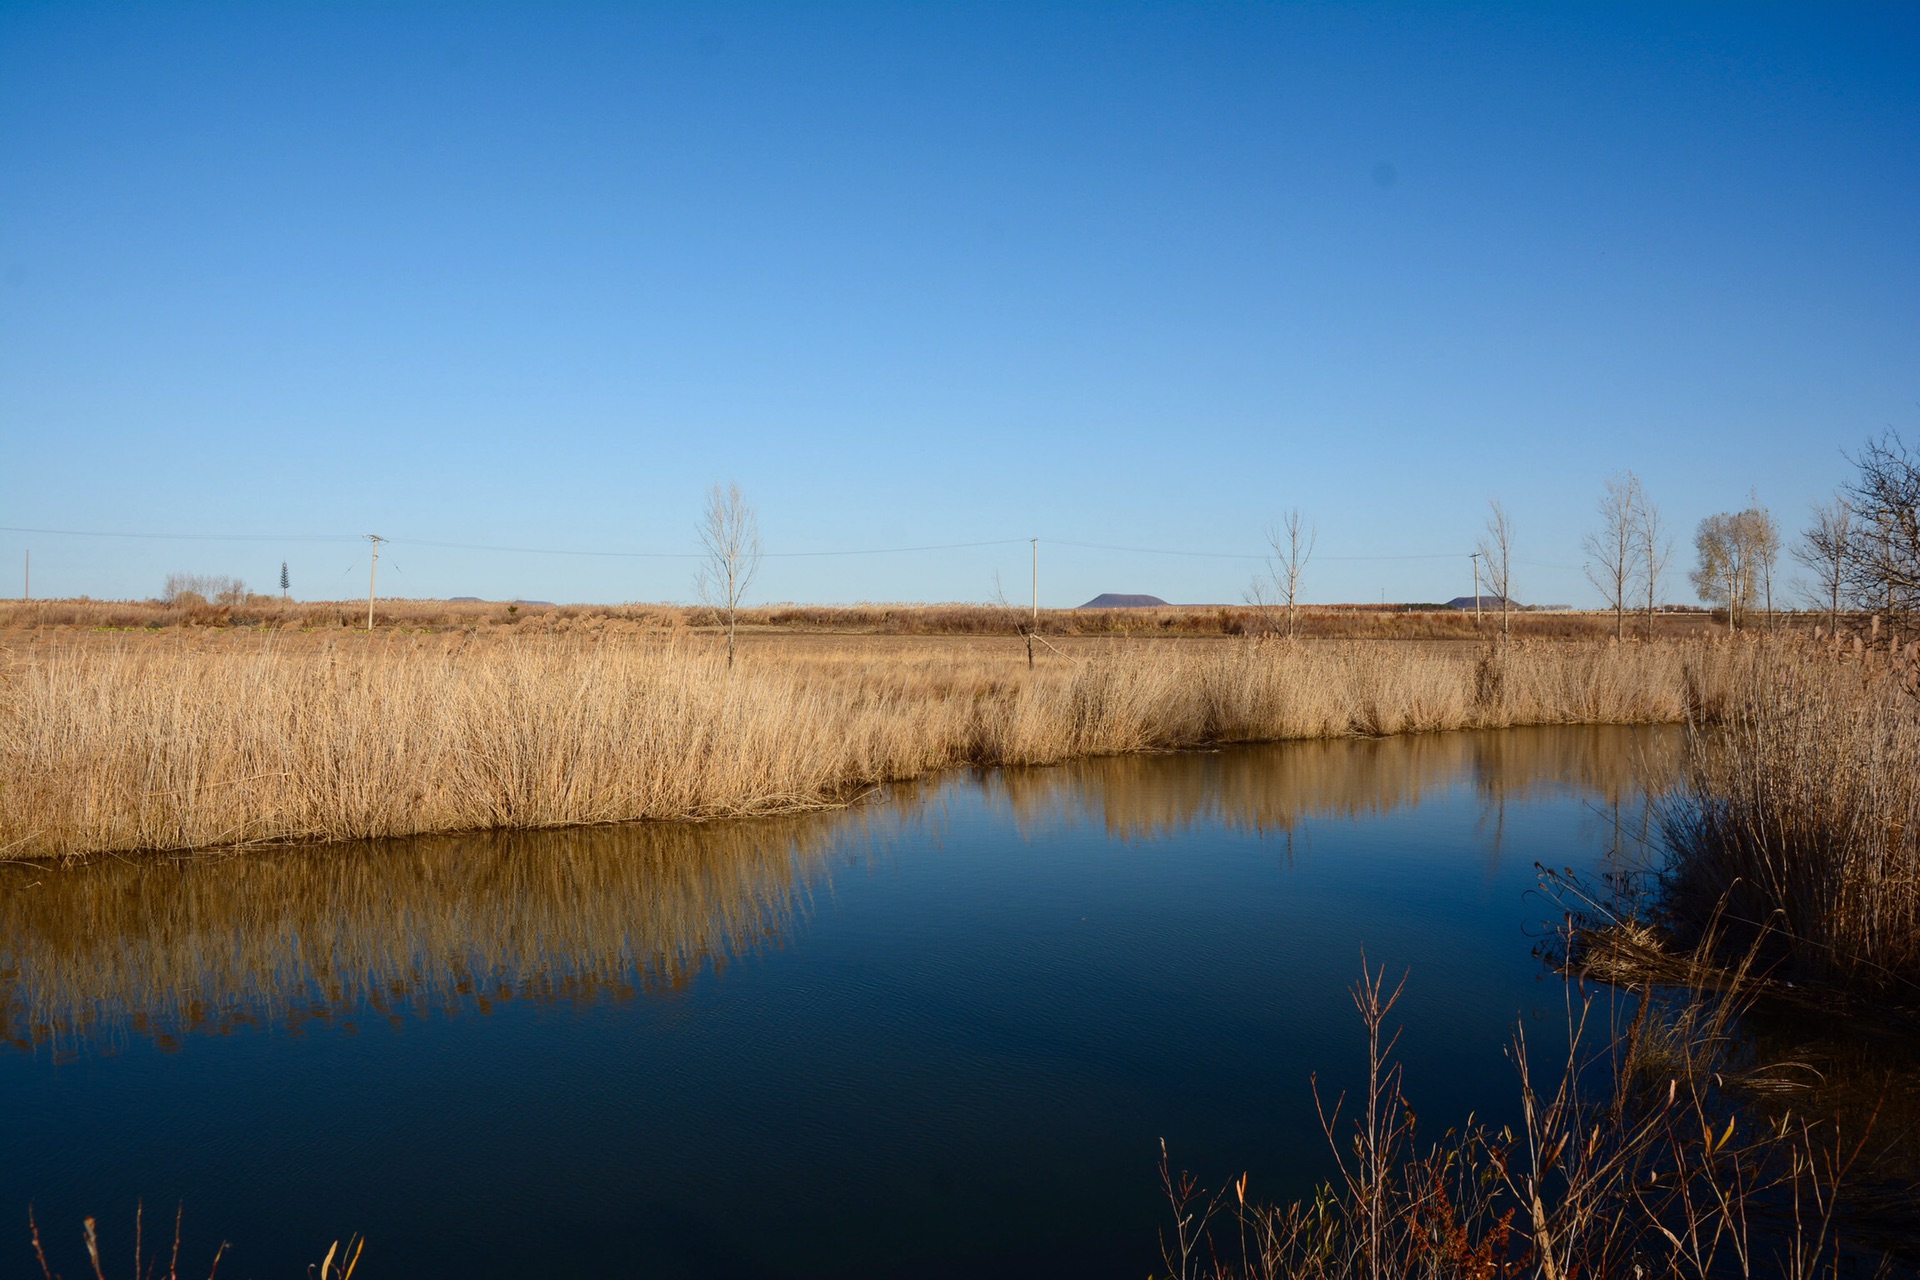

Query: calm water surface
<box><xmin>1</xmin><ymin>726</ymin><xmax>1679</xmax><ymax>1278</ymax></box>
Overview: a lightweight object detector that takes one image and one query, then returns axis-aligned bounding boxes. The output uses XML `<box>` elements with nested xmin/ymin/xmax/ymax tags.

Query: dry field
<box><xmin>0</xmin><ymin>605</ymin><xmax>1751</xmax><ymax>860</ymax></box>
<box><xmin>0</xmin><ymin>595</ymin><xmax>1737</xmax><ymax>641</ymax></box>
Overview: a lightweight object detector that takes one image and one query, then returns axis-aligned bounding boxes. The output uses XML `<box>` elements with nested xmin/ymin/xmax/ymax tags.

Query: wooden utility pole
<box><xmin>1028</xmin><ymin>538</ymin><xmax>1038</xmax><ymax>670</ymax></box>
<box><xmin>364</xmin><ymin>534</ymin><xmax>385</xmax><ymax>631</ymax></box>
<box><xmin>22</xmin><ymin>549</ymin><xmax>27</xmax><ymax>601</ymax></box>
<box><xmin>1470</xmin><ymin>552</ymin><xmax>1481</xmax><ymax>627</ymax></box>
<box><xmin>1030</xmin><ymin>539</ymin><xmax>1038</xmax><ymax>624</ymax></box>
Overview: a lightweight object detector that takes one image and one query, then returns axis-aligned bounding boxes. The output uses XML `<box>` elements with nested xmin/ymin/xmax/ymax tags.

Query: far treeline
<box><xmin>1578</xmin><ymin>429</ymin><xmax>1918</xmax><ymax>640</ymax></box>
<box><xmin>11</xmin><ymin>432</ymin><xmax>1914</xmax><ymax>641</ymax></box>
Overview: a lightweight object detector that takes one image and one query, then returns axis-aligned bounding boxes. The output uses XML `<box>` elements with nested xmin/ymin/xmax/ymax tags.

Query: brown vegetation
<box><xmin>27</xmin><ymin>1203</ymin><xmax>362</xmax><ymax>1280</ymax></box>
<box><xmin>1613</xmin><ymin>638</ymin><xmax>1920</xmax><ymax>997</ymax></box>
<box><xmin>0</xmin><ymin>725</ymin><xmax>1677</xmax><ymax>1053</ymax></box>
<box><xmin>1156</xmin><ymin>964</ymin><xmax>1898</xmax><ymax>1280</ymax></box>
<box><xmin>0</xmin><ymin>595</ymin><xmax>1734</xmax><ymax>641</ymax></box>
<box><xmin>0</xmin><ymin>627</ymin><xmax>1743</xmax><ymax>861</ymax></box>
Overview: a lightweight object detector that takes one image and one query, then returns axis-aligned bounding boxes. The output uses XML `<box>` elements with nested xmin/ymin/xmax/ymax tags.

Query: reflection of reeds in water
<box><xmin>0</xmin><ymin>813</ymin><xmax>876</xmax><ymax>1055</ymax></box>
<box><xmin>1</xmin><ymin>727</ymin><xmax>1686</xmax><ymax>1056</ymax></box>
<box><xmin>987</xmin><ymin>724</ymin><xmax>1688</xmax><ymax>843</ymax></box>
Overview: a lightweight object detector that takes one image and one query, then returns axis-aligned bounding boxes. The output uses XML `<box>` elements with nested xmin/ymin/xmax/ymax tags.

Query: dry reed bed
<box><xmin>1658</xmin><ymin>644</ymin><xmax>1920</xmax><ymax>992</ymax></box>
<box><xmin>0</xmin><ymin>635</ymin><xmax>1741</xmax><ymax>860</ymax></box>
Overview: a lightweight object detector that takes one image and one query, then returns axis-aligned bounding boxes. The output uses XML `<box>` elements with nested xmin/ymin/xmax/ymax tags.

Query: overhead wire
<box><xmin>1046</xmin><ymin>537</ymin><xmax>1471</xmax><ymax>563</ymax></box>
<box><xmin>395</xmin><ymin>536</ymin><xmax>1032</xmax><ymax>560</ymax></box>
<box><xmin>0</xmin><ymin>523</ymin><xmax>1563</xmax><ymax>571</ymax></box>
<box><xmin>0</xmin><ymin>524</ymin><xmax>356</xmax><ymax>544</ymax></box>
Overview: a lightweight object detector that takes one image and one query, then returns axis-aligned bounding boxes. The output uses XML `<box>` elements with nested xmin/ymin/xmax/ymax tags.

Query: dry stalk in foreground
<box><xmin>26</xmin><ymin>1201</ymin><xmax>363</xmax><ymax>1280</ymax></box>
<box><xmin>1157</xmin><ymin>963</ymin><xmax>1888</xmax><ymax>1280</ymax></box>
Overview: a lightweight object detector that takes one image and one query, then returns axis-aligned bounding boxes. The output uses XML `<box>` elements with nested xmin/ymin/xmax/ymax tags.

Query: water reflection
<box><xmin>990</xmin><ymin>723</ymin><xmax>1683</xmax><ymax>842</ymax></box>
<box><xmin>0</xmin><ymin>725</ymin><xmax>1683</xmax><ymax>1055</ymax></box>
<box><xmin>0</xmin><ymin>814</ymin><xmax>847</xmax><ymax>1055</ymax></box>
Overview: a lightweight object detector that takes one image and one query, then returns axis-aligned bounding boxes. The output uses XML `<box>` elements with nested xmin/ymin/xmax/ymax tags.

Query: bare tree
<box><xmin>1635</xmin><ymin>489</ymin><xmax>1672</xmax><ymax>640</ymax></box>
<box><xmin>1242</xmin><ymin>573</ymin><xmax>1279</xmax><ymax>638</ymax></box>
<box><xmin>163</xmin><ymin>572</ymin><xmax>246</xmax><ymax>606</ymax></box>
<box><xmin>1840</xmin><ymin>430</ymin><xmax>1920</xmax><ymax>626</ymax></box>
<box><xmin>1581</xmin><ymin>473</ymin><xmax>1642</xmax><ymax>641</ymax></box>
<box><xmin>989</xmin><ymin>573</ymin><xmax>1038</xmax><ymax>668</ymax></box>
<box><xmin>1251</xmin><ymin>510</ymin><xmax>1315</xmax><ymax>639</ymax></box>
<box><xmin>695</xmin><ymin>482</ymin><xmax>761</xmax><ymax>668</ymax></box>
<box><xmin>1794</xmin><ymin>495</ymin><xmax>1853</xmax><ymax>634</ymax></box>
<box><xmin>1477</xmin><ymin>500</ymin><xmax>1514</xmax><ymax>638</ymax></box>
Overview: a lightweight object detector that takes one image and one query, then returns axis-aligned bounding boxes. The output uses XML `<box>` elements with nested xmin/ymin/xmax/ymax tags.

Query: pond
<box><xmin>1</xmin><ymin>725</ymin><xmax>1682</xmax><ymax>1278</ymax></box>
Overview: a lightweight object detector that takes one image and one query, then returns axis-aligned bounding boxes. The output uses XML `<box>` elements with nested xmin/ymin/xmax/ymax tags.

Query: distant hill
<box><xmin>1078</xmin><ymin>593</ymin><xmax>1170</xmax><ymax>609</ymax></box>
<box><xmin>1445</xmin><ymin>595</ymin><xmax>1520</xmax><ymax>610</ymax></box>
<box><xmin>448</xmin><ymin>596</ymin><xmax>483</xmax><ymax>602</ymax></box>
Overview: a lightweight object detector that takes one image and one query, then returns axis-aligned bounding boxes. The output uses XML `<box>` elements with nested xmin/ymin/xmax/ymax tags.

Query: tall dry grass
<box><xmin>1659</xmin><ymin>643</ymin><xmax>1920</xmax><ymax>993</ymax></box>
<box><xmin>0</xmin><ymin>633</ymin><xmax>1742</xmax><ymax>860</ymax></box>
<box><xmin>1157</xmin><ymin>964</ymin><xmax>1896</xmax><ymax>1280</ymax></box>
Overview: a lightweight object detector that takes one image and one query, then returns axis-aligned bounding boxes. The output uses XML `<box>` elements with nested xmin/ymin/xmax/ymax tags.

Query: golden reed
<box><xmin>0</xmin><ymin>633</ymin><xmax>1740</xmax><ymax>860</ymax></box>
<box><xmin>1662</xmin><ymin>640</ymin><xmax>1920</xmax><ymax>989</ymax></box>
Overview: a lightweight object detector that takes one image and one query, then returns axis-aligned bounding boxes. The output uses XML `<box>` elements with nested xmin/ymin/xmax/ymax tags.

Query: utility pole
<box><xmin>1028</xmin><ymin>537</ymin><xmax>1038</xmax><ymax>670</ymax></box>
<box><xmin>364</xmin><ymin>534</ymin><xmax>385</xmax><ymax>631</ymax></box>
<box><xmin>1470</xmin><ymin>552</ymin><xmax>1482</xmax><ymax>628</ymax></box>
<box><xmin>22</xmin><ymin>549</ymin><xmax>27</xmax><ymax>601</ymax></box>
<box><xmin>1030</xmin><ymin>539</ymin><xmax>1038</xmax><ymax>625</ymax></box>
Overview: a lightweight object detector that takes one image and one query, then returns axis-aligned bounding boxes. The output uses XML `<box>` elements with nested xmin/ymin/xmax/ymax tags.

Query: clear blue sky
<box><xmin>2</xmin><ymin>2</ymin><xmax>1914</xmax><ymax>607</ymax></box>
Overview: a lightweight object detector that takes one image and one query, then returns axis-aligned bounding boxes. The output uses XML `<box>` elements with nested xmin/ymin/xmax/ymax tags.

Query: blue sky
<box><xmin>2</xmin><ymin>2</ymin><xmax>1914</xmax><ymax>607</ymax></box>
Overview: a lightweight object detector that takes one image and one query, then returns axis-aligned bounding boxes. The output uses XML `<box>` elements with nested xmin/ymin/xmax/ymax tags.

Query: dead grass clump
<box><xmin>1659</xmin><ymin>645</ymin><xmax>1920</xmax><ymax>993</ymax></box>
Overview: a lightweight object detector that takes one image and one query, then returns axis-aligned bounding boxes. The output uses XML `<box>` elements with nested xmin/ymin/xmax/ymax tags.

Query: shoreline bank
<box><xmin>2</xmin><ymin>634</ymin><xmax>1746</xmax><ymax>861</ymax></box>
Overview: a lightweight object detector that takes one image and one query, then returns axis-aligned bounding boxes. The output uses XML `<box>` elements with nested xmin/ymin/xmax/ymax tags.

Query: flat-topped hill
<box><xmin>1078</xmin><ymin>593</ymin><xmax>1169</xmax><ymax>609</ymax></box>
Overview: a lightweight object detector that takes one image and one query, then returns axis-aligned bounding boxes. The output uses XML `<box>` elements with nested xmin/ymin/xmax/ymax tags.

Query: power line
<box><xmin>0</xmin><ymin>525</ymin><xmax>1029</xmax><ymax>560</ymax></box>
<box><xmin>1045</xmin><ymin>538</ymin><xmax>1266</xmax><ymax>561</ymax></box>
<box><xmin>398</xmin><ymin>536</ymin><xmax>1031</xmax><ymax>560</ymax></box>
<box><xmin>0</xmin><ymin>524</ymin><xmax>356</xmax><ymax>543</ymax></box>
<box><xmin>0</xmin><ymin>523</ymin><xmax>1573</xmax><ymax>570</ymax></box>
<box><xmin>400</xmin><ymin>537</ymin><xmax>696</xmax><ymax>560</ymax></box>
<box><xmin>1047</xmin><ymin>538</ymin><xmax>1470</xmax><ymax>563</ymax></box>
<box><xmin>768</xmin><ymin>538</ymin><xmax>1030</xmax><ymax>559</ymax></box>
